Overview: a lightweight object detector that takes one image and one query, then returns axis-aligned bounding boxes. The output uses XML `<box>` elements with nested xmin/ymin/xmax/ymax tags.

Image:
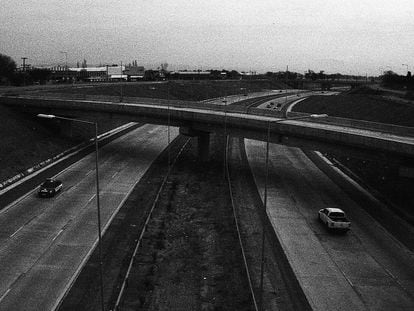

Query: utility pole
<box><xmin>285</xmin><ymin>65</ymin><xmax>288</xmax><ymax>104</ymax></box>
<box><xmin>120</xmin><ymin>61</ymin><xmax>123</xmax><ymax>102</ymax></box>
<box><xmin>60</xmin><ymin>51</ymin><xmax>68</xmax><ymax>82</ymax></box>
<box><xmin>21</xmin><ymin>57</ymin><xmax>28</xmax><ymax>71</ymax></box>
<box><xmin>21</xmin><ymin>57</ymin><xmax>28</xmax><ymax>86</ymax></box>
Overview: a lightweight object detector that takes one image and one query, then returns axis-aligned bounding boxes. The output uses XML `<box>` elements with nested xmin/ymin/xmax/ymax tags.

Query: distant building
<box><xmin>71</xmin><ymin>66</ymin><xmax>107</xmax><ymax>82</ymax></box>
<box><xmin>124</xmin><ymin>66</ymin><xmax>145</xmax><ymax>81</ymax></box>
<box><xmin>107</xmin><ymin>65</ymin><xmax>125</xmax><ymax>80</ymax></box>
<box><xmin>49</xmin><ymin>64</ymin><xmax>144</xmax><ymax>82</ymax></box>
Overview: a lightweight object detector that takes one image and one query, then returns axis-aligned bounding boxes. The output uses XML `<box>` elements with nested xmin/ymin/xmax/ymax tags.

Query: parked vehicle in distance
<box><xmin>38</xmin><ymin>178</ymin><xmax>63</xmax><ymax>197</ymax></box>
<box><xmin>318</xmin><ymin>207</ymin><xmax>351</xmax><ymax>232</ymax></box>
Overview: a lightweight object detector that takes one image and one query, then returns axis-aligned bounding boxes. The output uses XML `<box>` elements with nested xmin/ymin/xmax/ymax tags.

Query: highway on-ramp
<box><xmin>246</xmin><ymin>140</ymin><xmax>414</xmax><ymax>311</ymax></box>
<box><xmin>0</xmin><ymin>124</ymin><xmax>178</xmax><ymax>311</ymax></box>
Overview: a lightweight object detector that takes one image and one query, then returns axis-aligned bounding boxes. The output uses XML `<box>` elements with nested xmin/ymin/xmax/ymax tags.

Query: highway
<box><xmin>245</xmin><ymin>140</ymin><xmax>414</xmax><ymax>310</ymax></box>
<box><xmin>1</xmin><ymin>90</ymin><xmax>413</xmax><ymax>310</ymax></box>
<box><xmin>0</xmin><ymin>124</ymin><xmax>178</xmax><ymax>310</ymax></box>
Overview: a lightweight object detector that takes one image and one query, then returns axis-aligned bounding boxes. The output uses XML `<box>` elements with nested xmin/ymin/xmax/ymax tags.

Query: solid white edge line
<box><xmin>0</xmin><ymin>289</ymin><xmax>11</xmax><ymax>303</ymax></box>
<box><xmin>52</xmin><ymin>229</ymin><xmax>64</xmax><ymax>242</ymax></box>
<box><xmin>9</xmin><ymin>225</ymin><xmax>24</xmax><ymax>238</ymax></box>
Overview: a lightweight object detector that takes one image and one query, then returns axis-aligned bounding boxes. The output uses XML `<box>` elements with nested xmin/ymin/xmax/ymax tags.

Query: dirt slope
<box><xmin>0</xmin><ymin>104</ymin><xmax>79</xmax><ymax>182</ymax></box>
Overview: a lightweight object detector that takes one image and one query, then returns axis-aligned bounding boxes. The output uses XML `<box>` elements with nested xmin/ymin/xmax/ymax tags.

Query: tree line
<box><xmin>2</xmin><ymin>52</ymin><xmax>412</xmax><ymax>90</ymax></box>
<box><xmin>381</xmin><ymin>70</ymin><xmax>413</xmax><ymax>90</ymax></box>
<box><xmin>0</xmin><ymin>53</ymin><xmax>52</xmax><ymax>86</ymax></box>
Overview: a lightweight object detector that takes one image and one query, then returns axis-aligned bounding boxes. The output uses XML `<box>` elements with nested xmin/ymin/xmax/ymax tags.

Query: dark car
<box><xmin>38</xmin><ymin>178</ymin><xmax>63</xmax><ymax>197</ymax></box>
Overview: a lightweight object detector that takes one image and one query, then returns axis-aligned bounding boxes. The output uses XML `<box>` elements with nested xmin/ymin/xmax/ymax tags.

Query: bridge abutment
<box><xmin>197</xmin><ymin>132</ymin><xmax>210</xmax><ymax>162</ymax></box>
<box><xmin>59</xmin><ymin>119</ymin><xmax>73</xmax><ymax>138</ymax></box>
<box><xmin>51</xmin><ymin>117</ymin><xmax>127</xmax><ymax>140</ymax></box>
<box><xmin>55</xmin><ymin>118</ymin><xmax>93</xmax><ymax>139</ymax></box>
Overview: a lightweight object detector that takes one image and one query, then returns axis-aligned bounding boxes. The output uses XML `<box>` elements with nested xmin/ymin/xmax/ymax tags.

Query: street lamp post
<box><xmin>60</xmin><ymin>51</ymin><xmax>68</xmax><ymax>82</ymax></box>
<box><xmin>285</xmin><ymin>65</ymin><xmax>289</xmax><ymax>104</ymax></box>
<box><xmin>223</xmin><ymin>97</ymin><xmax>228</xmax><ymax>179</ymax></box>
<box><xmin>120</xmin><ymin>61</ymin><xmax>123</xmax><ymax>102</ymax></box>
<box><xmin>258</xmin><ymin>113</ymin><xmax>328</xmax><ymax>311</ymax></box>
<box><xmin>167</xmin><ymin>81</ymin><xmax>171</xmax><ymax>171</ymax></box>
<box><xmin>37</xmin><ymin>114</ymin><xmax>105</xmax><ymax>311</ymax></box>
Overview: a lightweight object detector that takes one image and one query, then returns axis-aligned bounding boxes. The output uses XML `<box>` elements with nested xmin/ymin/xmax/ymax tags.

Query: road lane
<box><xmin>246</xmin><ymin>140</ymin><xmax>414</xmax><ymax>311</ymax></box>
<box><xmin>255</xmin><ymin>91</ymin><xmax>328</xmax><ymax>111</ymax></box>
<box><xmin>0</xmin><ymin>124</ymin><xmax>179</xmax><ymax>311</ymax></box>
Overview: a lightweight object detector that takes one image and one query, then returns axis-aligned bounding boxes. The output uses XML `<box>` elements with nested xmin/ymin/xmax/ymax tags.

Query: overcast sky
<box><xmin>1</xmin><ymin>0</ymin><xmax>413</xmax><ymax>75</ymax></box>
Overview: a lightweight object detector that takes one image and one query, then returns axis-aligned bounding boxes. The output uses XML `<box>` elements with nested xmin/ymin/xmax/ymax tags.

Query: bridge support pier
<box><xmin>180</xmin><ymin>127</ymin><xmax>210</xmax><ymax>162</ymax></box>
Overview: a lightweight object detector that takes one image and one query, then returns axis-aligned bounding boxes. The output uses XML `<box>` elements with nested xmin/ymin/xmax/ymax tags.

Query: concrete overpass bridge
<box><xmin>1</xmin><ymin>95</ymin><xmax>413</xmax><ymax>166</ymax></box>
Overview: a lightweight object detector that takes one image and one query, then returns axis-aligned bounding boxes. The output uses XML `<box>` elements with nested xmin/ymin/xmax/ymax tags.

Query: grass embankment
<box><xmin>294</xmin><ymin>92</ymin><xmax>414</xmax><ymax>126</ymax></box>
<box><xmin>293</xmin><ymin>90</ymin><xmax>414</xmax><ymax>219</ymax></box>
<box><xmin>45</xmin><ymin>79</ymin><xmax>288</xmax><ymax>101</ymax></box>
<box><xmin>0</xmin><ymin>104</ymin><xmax>80</xmax><ymax>182</ymax></box>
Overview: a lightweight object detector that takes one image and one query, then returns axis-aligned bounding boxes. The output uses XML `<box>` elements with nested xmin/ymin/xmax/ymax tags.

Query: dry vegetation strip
<box><xmin>60</xmin><ymin>135</ymin><xmax>254</xmax><ymax>311</ymax></box>
<box><xmin>293</xmin><ymin>93</ymin><xmax>414</xmax><ymax>126</ymax></box>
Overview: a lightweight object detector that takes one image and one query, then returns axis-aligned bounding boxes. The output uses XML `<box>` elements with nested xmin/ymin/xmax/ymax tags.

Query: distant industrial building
<box><xmin>50</xmin><ymin>65</ymin><xmax>145</xmax><ymax>82</ymax></box>
<box><xmin>169</xmin><ymin>70</ymin><xmax>229</xmax><ymax>80</ymax></box>
<box><xmin>123</xmin><ymin>66</ymin><xmax>145</xmax><ymax>81</ymax></box>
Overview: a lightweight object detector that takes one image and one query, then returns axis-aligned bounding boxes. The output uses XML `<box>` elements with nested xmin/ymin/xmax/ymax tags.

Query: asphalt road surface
<box><xmin>245</xmin><ymin>140</ymin><xmax>414</xmax><ymax>311</ymax></box>
<box><xmin>0</xmin><ymin>124</ymin><xmax>178</xmax><ymax>311</ymax></box>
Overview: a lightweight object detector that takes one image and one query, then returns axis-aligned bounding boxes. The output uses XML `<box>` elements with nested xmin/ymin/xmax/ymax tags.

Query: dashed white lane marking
<box><xmin>0</xmin><ymin>288</ymin><xmax>11</xmax><ymax>303</ymax></box>
<box><xmin>52</xmin><ymin>229</ymin><xmax>64</xmax><ymax>241</ymax></box>
<box><xmin>87</xmin><ymin>194</ymin><xmax>96</xmax><ymax>204</ymax></box>
<box><xmin>10</xmin><ymin>225</ymin><xmax>24</xmax><ymax>238</ymax></box>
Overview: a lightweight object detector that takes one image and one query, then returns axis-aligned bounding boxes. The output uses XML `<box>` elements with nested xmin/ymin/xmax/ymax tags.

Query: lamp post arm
<box><xmin>37</xmin><ymin>114</ymin><xmax>95</xmax><ymax>125</ymax></box>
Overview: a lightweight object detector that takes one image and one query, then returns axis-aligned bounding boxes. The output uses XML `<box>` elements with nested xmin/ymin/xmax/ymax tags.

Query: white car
<box><xmin>318</xmin><ymin>207</ymin><xmax>351</xmax><ymax>232</ymax></box>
